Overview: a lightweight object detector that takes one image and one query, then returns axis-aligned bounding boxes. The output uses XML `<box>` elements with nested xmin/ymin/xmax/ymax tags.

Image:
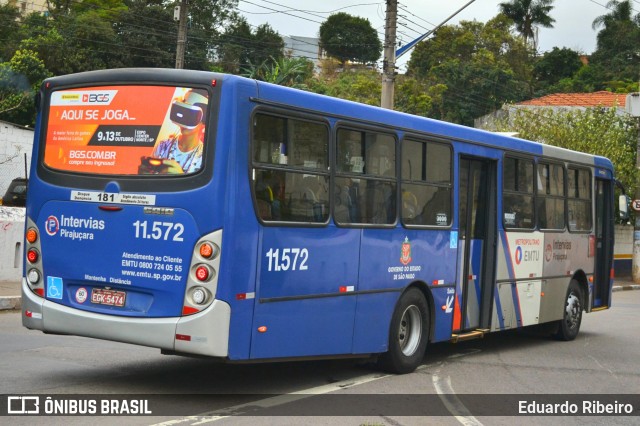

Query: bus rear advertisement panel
<box><xmin>45</xmin><ymin>85</ymin><xmax>208</xmax><ymax>176</ymax></box>
<box><xmin>22</xmin><ymin>69</ymin><xmax>620</xmax><ymax>374</ymax></box>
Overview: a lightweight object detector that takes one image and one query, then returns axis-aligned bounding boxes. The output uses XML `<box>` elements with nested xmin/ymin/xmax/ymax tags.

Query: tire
<box><xmin>553</xmin><ymin>280</ymin><xmax>583</xmax><ymax>341</ymax></box>
<box><xmin>378</xmin><ymin>287</ymin><xmax>429</xmax><ymax>374</ymax></box>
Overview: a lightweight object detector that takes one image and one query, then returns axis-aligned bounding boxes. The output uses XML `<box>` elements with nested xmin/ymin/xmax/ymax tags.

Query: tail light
<box><xmin>182</xmin><ymin>231</ymin><xmax>222</xmax><ymax>316</ymax></box>
<box><xmin>24</xmin><ymin>222</ymin><xmax>44</xmax><ymax>297</ymax></box>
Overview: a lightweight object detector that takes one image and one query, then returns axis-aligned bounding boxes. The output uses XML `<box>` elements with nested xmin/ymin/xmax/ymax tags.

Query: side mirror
<box><xmin>619</xmin><ymin>194</ymin><xmax>629</xmax><ymax>221</ymax></box>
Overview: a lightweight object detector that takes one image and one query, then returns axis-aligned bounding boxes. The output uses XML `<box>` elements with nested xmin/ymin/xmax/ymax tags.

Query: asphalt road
<box><xmin>1</xmin><ymin>290</ymin><xmax>638</xmax><ymax>426</ymax></box>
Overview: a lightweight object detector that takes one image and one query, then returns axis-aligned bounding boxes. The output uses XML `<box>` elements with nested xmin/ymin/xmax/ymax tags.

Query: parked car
<box><xmin>1</xmin><ymin>177</ymin><xmax>28</xmax><ymax>207</ymax></box>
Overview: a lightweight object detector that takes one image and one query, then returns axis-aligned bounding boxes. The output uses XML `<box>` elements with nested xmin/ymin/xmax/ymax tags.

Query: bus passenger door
<box><xmin>594</xmin><ymin>178</ymin><xmax>613</xmax><ymax>307</ymax></box>
<box><xmin>454</xmin><ymin>157</ymin><xmax>497</xmax><ymax>331</ymax></box>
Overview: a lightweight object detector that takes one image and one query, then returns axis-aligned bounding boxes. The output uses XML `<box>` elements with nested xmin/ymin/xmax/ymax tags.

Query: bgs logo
<box><xmin>82</xmin><ymin>93</ymin><xmax>111</xmax><ymax>103</ymax></box>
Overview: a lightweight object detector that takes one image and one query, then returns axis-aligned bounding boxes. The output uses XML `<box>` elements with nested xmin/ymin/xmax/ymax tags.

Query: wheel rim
<box><xmin>564</xmin><ymin>291</ymin><xmax>581</xmax><ymax>330</ymax></box>
<box><xmin>398</xmin><ymin>305</ymin><xmax>422</xmax><ymax>356</ymax></box>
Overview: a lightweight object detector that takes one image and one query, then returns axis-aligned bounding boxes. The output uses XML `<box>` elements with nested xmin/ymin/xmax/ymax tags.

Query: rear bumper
<box><xmin>21</xmin><ymin>278</ymin><xmax>231</xmax><ymax>357</ymax></box>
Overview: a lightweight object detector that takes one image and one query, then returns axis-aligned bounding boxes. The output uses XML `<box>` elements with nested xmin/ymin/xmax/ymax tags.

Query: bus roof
<box><xmin>42</xmin><ymin>68</ymin><xmax>614</xmax><ymax>171</ymax></box>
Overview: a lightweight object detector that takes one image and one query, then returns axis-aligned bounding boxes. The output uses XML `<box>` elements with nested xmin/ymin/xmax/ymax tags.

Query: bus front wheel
<box><xmin>553</xmin><ymin>280</ymin><xmax>583</xmax><ymax>341</ymax></box>
<box><xmin>378</xmin><ymin>287</ymin><xmax>429</xmax><ymax>374</ymax></box>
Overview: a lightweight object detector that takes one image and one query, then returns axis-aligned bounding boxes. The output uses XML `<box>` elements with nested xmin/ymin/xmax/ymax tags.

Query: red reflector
<box><xmin>176</xmin><ymin>334</ymin><xmax>191</xmax><ymax>341</ymax></box>
<box><xmin>211</xmin><ymin>79</ymin><xmax>217</xmax><ymax>87</ymax></box>
<box><xmin>339</xmin><ymin>286</ymin><xmax>347</xmax><ymax>293</ymax></box>
<box><xmin>25</xmin><ymin>310</ymin><xmax>32</xmax><ymax>318</ymax></box>
<box><xmin>236</xmin><ymin>293</ymin><xmax>247</xmax><ymax>300</ymax></box>
<box><xmin>610</xmin><ymin>268</ymin><xmax>615</xmax><ymax>279</ymax></box>
<box><xmin>27</xmin><ymin>250</ymin><xmax>38</xmax><ymax>263</ymax></box>
<box><xmin>182</xmin><ymin>306</ymin><xmax>199</xmax><ymax>315</ymax></box>
<box><xmin>195</xmin><ymin>266</ymin><xmax>209</xmax><ymax>281</ymax></box>
<box><xmin>34</xmin><ymin>288</ymin><xmax>44</xmax><ymax>297</ymax></box>
<box><xmin>98</xmin><ymin>205</ymin><xmax>123</xmax><ymax>211</ymax></box>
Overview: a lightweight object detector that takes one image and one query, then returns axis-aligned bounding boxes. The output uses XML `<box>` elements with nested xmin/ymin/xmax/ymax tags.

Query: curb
<box><xmin>612</xmin><ymin>284</ymin><xmax>640</xmax><ymax>292</ymax></box>
<box><xmin>0</xmin><ymin>296</ymin><xmax>21</xmax><ymax>311</ymax></box>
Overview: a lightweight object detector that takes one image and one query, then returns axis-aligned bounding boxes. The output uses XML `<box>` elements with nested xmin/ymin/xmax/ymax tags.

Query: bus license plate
<box><xmin>91</xmin><ymin>288</ymin><xmax>126</xmax><ymax>307</ymax></box>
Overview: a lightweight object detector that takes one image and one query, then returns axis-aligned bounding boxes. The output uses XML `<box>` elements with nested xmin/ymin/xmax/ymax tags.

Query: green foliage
<box><xmin>0</xmin><ymin>49</ymin><xmax>52</xmax><ymax>126</ymax></box>
<box><xmin>590</xmin><ymin>1</ymin><xmax>640</xmax><ymax>83</ymax></box>
<box><xmin>242</xmin><ymin>56</ymin><xmax>313</xmax><ymax>89</ymax></box>
<box><xmin>218</xmin><ymin>18</ymin><xmax>284</xmax><ymax>74</ymax></box>
<box><xmin>499</xmin><ymin>0</ymin><xmax>555</xmax><ymax>50</ymax></box>
<box><xmin>322</xmin><ymin>69</ymin><xmax>381</xmax><ymax>106</ymax></box>
<box><xmin>533</xmin><ymin>47</ymin><xmax>583</xmax><ymax>90</ymax></box>
<box><xmin>492</xmin><ymin>106</ymin><xmax>638</xmax><ymax>192</ymax></box>
<box><xmin>319</xmin><ymin>12</ymin><xmax>382</xmax><ymax>66</ymax></box>
<box><xmin>407</xmin><ymin>17</ymin><xmax>530</xmax><ymax>125</ymax></box>
<box><xmin>0</xmin><ymin>4</ymin><xmax>21</xmax><ymax>62</ymax></box>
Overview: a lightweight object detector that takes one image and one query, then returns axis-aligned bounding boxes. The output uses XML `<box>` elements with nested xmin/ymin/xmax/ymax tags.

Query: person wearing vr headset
<box><xmin>146</xmin><ymin>89</ymin><xmax>208</xmax><ymax>174</ymax></box>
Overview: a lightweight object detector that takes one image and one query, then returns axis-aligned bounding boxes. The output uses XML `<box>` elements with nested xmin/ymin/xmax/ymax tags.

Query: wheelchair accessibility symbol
<box><xmin>46</xmin><ymin>276</ymin><xmax>63</xmax><ymax>300</ymax></box>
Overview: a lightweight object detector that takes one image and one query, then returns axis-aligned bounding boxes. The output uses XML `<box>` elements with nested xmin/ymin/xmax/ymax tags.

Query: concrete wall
<box><xmin>0</xmin><ymin>120</ymin><xmax>34</xmax><ymax>195</ymax></box>
<box><xmin>0</xmin><ymin>207</ymin><xmax>25</xmax><ymax>281</ymax></box>
<box><xmin>614</xmin><ymin>224</ymin><xmax>633</xmax><ymax>277</ymax></box>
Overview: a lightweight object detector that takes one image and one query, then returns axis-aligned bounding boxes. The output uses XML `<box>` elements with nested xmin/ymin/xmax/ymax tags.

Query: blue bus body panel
<box><xmin>250</xmin><ymin>226</ymin><xmax>359</xmax><ymax>358</ymax></box>
<box><xmin>353</xmin><ymin>228</ymin><xmax>459</xmax><ymax>351</ymax></box>
<box><xmin>36</xmin><ymin>200</ymin><xmax>199</xmax><ymax>317</ymax></box>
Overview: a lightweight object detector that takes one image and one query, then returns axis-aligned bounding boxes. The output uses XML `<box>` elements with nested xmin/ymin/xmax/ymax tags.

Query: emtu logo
<box><xmin>45</xmin><ymin>215</ymin><xmax>59</xmax><ymax>236</ymax></box>
<box><xmin>514</xmin><ymin>246</ymin><xmax>523</xmax><ymax>265</ymax></box>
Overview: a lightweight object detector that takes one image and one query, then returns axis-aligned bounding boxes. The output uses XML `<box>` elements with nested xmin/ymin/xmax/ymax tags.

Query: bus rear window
<box><xmin>44</xmin><ymin>85</ymin><xmax>210</xmax><ymax>176</ymax></box>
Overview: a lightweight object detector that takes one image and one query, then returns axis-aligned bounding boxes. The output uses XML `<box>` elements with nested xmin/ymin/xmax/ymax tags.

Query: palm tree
<box><xmin>592</xmin><ymin>0</ymin><xmax>633</xmax><ymax>29</ymax></box>
<box><xmin>499</xmin><ymin>0</ymin><xmax>555</xmax><ymax>52</ymax></box>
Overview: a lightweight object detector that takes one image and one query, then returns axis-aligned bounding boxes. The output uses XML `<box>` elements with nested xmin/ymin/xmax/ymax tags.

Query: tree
<box><xmin>533</xmin><ymin>47</ymin><xmax>583</xmax><ymax>92</ymax></box>
<box><xmin>589</xmin><ymin>0</ymin><xmax>640</xmax><ymax>83</ymax></box>
<box><xmin>0</xmin><ymin>49</ymin><xmax>52</xmax><ymax>126</ymax></box>
<box><xmin>242</xmin><ymin>56</ymin><xmax>313</xmax><ymax>89</ymax></box>
<box><xmin>217</xmin><ymin>18</ymin><xmax>284</xmax><ymax>74</ymax></box>
<box><xmin>406</xmin><ymin>16</ymin><xmax>530</xmax><ymax>125</ymax></box>
<box><xmin>499</xmin><ymin>0</ymin><xmax>555</xmax><ymax>51</ymax></box>
<box><xmin>112</xmin><ymin>0</ymin><xmax>176</xmax><ymax>68</ymax></box>
<box><xmin>592</xmin><ymin>0</ymin><xmax>633</xmax><ymax>30</ymax></box>
<box><xmin>319</xmin><ymin>13</ymin><xmax>382</xmax><ymax>66</ymax></box>
<box><xmin>183</xmin><ymin>0</ymin><xmax>240</xmax><ymax>70</ymax></box>
<box><xmin>0</xmin><ymin>4</ymin><xmax>21</xmax><ymax>62</ymax></box>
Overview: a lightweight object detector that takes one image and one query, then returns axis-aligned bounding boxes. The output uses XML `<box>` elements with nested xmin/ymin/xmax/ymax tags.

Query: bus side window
<box><xmin>252</xmin><ymin>113</ymin><xmax>329</xmax><ymax>224</ymax></box>
<box><xmin>335</xmin><ymin>129</ymin><xmax>396</xmax><ymax>225</ymax></box>
<box><xmin>537</xmin><ymin>162</ymin><xmax>566</xmax><ymax>230</ymax></box>
<box><xmin>401</xmin><ymin>139</ymin><xmax>452</xmax><ymax>227</ymax></box>
<box><xmin>503</xmin><ymin>156</ymin><xmax>534</xmax><ymax>230</ymax></box>
<box><xmin>567</xmin><ymin>167</ymin><xmax>592</xmax><ymax>232</ymax></box>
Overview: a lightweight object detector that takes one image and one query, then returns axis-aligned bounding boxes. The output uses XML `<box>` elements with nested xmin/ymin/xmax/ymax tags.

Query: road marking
<box><xmin>150</xmin><ymin>371</ymin><xmax>391</xmax><ymax>425</ymax></box>
<box><xmin>432</xmin><ymin>373</ymin><xmax>483</xmax><ymax>426</ymax></box>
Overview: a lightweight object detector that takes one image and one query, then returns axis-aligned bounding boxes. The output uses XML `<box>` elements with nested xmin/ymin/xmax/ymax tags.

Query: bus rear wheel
<box><xmin>553</xmin><ymin>280</ymin><xmax>583</xmax><ymax>341</ymax></box>
<box><xmin>378</xmin><ymin>287</ymin><xmax>429</xmax><ymax>374</ymax></box>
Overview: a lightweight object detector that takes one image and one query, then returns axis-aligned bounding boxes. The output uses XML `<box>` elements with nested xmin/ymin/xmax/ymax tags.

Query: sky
<box><xmin>238</xmin><ymin>0</ymin><xmax>615</xmax><ymax>71</ymax></box>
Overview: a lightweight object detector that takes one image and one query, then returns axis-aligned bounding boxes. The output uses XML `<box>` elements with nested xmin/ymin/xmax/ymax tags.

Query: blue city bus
<box><xmin>22</xmin><ymin>69</ymin><xmax>624</xmax><ymax>373</ymax></box>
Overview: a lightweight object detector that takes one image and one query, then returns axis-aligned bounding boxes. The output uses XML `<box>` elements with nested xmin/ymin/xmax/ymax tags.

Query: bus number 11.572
<box><xmin>265</xmin><ymin>248</ymin><xmax>309</xmax><ymax>272</ymax></box>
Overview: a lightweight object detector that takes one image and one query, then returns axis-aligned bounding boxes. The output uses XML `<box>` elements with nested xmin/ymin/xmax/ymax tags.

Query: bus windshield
<box><xmin>44</xmin><ymin>85</ymin><xmax>210</xmax><ymax>176</ymax></box>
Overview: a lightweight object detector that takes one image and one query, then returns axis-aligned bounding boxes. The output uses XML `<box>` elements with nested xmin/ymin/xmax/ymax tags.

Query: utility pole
<box><xmin>175</xmin><ymin>0</ymin><xmax>189</xmax><ymax>69</ymax></box>
<box><xmin>627</xmin><ymin>91</ymin><xmax>640</xmax><ymax>282</ymax></box>
<box><xmin>381</xmin><ymin>0</ymin><xmax>397</xmax><ymax>110</ymax></box>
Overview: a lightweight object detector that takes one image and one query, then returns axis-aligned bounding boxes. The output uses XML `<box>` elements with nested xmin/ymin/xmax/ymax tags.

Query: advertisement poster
<box><xmin>44</xmin><ymin>85</ymin><xmax>209</xmax><ymax>175</ymax></box>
